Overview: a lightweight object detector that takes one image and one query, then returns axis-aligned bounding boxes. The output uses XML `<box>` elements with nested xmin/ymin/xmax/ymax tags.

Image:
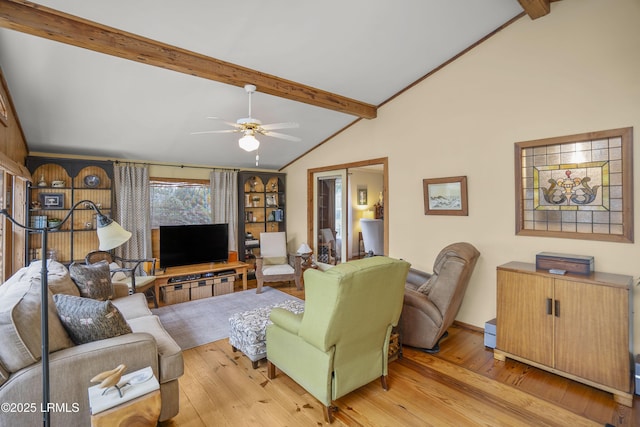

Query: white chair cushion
<box><xmin>262</xmin><ymin>264</ymin><xmax>294</xmax><ymax>276</ymax></box>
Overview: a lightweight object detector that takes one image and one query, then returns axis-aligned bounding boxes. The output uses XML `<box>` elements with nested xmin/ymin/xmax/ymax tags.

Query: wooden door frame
<box><xmin>307</xmin><ymin>157</ymin><xmax>388</xmax><ymax>257</ymax></box>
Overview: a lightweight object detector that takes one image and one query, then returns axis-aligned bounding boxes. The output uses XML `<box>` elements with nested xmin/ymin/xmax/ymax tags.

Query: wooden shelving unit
<box><xmin>237</xmin><ymin>171</ymin><xmax>286</xmax><ymax>277</ymax></box>
<box><xmin>26</xmin><ymin>157</ymin><xmax>114</xmax><ymax>265</ymax></box>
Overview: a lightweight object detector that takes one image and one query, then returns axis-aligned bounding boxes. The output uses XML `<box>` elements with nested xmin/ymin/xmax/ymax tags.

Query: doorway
<box><xmin>307</xmin><ymin>158</ymin><xmax>388</xmax><ymax>266</ymax></box>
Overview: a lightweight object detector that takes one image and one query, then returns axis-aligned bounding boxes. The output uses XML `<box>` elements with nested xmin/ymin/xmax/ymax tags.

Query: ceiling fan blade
<box><xmin>261</xmin><ymin>130</ymin><xmax>301</xmax><ymax>142</ymax></box>
<box><xmin>190</xmin><ymin>129</ymin><xmax>239</xmax><ymax>135</ymax></box>
<box><xmin>260</xmin><ymin>122</ymin><xmax>299</xmax><ymax>131</ymax></box>
<box><xmin>206</xmin><ymin>117</ymin><xmax>241</xmax><ymax>128</ymax></box>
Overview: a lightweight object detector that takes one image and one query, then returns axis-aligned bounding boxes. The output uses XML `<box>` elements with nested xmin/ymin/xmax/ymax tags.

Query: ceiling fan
<box><xmin>191</xmin><ymin>84</ymin><xmax>301</xmax><ymax>153</ymax></box>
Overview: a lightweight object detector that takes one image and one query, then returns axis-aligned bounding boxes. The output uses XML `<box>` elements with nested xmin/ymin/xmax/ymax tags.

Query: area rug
<box><xmin>151</xmin><ymin>286</ymin><xmax>303</xmax><ymax>350</ymax></box>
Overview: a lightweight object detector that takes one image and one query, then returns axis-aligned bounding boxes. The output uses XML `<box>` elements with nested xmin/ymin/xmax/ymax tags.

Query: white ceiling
<box><xmin>0</xmin><ymin>0</ymin><xmax>524</xmax><ymax>170</ymax></box>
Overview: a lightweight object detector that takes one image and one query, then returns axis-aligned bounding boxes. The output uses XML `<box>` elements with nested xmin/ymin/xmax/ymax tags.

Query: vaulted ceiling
<box><xmin>0</xmin><ymin>0</ymin><xmax>552</xmax><ymax>170</ymax></box>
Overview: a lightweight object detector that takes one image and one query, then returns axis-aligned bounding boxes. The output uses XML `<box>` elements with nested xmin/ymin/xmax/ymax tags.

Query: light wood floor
<box><xmin>158</xmin><ymin>281</ymin><xmax>638</xmax><ymax>426</ymax></box>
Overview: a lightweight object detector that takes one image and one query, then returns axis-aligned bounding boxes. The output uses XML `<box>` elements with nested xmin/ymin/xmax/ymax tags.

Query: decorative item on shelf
<box><xmin>51</xmin><ymin>180</ymin><xmax>65</xmax><ymax>188</ymax></box>
<box><xmin>84</xmin><ymin>174</ymin><xmax>101</xmax><ymax>188</ymax></box>
<box><xmin>266</xmin><ymin>194</ymin><xmax>277</xmax><ymax>207</ymax></box>
<box><xmin>40</xmin><ymin>193</ymin><xmax>64</xmax><ymax>209</ymax></box>
<box><xmin>267</xmin><ymin>211</ymin><xmax>275</xmax><ymax>222</ymax></box>
<box><xmin>46</xmin><ymin>249</ymin><xmax>58</xmax><ymax>261</ymax></box>
<box><xmin>31</xmin><ymin>200</ymin><xmax>41</xmax><ymax>209</ymax></box>
<box><xmin>274</xmin><ymin>208</ymin><xmax>284</xmax><ymax>222</ymax></box>
<box><xmin>297</xmin><ymin>243</ymin><xmax>313</xmax><ymax>268</ymax></box>
<box><xmin>47</xmin><ymin>218</ymin><xmax>62</xmax><ymax>230</ymax></box>
<box><xmin>0</xmin><ymin>200</ymin><xmax>131</xmax><ymax>427</ymax></box>
<box><xmin>85</xmin><ymin>221</ymin><xmax>93</xmax><ymax>230</ymax></box>
<box><xmin>37</xmin><ymin>174</ymin><xmax>47</xmax><ymax>187</ymax></box>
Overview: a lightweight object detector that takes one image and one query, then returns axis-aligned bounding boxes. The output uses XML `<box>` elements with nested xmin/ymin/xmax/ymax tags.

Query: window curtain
<box><xmin>114</xmin><ymin>164</ymin><xmax>152</xmax><ymax>263</ymax></box>
<box><xmin>210</xmin><ymin>170</ymin><xmax>238</xmax><ymax>252</ymax></box>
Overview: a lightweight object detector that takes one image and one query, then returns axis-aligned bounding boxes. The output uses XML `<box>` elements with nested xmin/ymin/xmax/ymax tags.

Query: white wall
<box><xmin>283</xmin><ymin>0</ymin><xmax>640</xmax><ymax>352</ymax></box>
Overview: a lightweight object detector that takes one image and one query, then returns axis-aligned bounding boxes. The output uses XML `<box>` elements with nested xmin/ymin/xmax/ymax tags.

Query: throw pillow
<box><xmin>53</xmin><ymin>294</ymin><xmax>132</xmax><ymax>345</ymax></box>
<box><xmin>27</xmin><ymin>259</ymin><xmax>80</xmax><ymax>296</ymax></box>
<box><xmin>0</xmin><ymin>276</ymin><xmax>73</xmax><ymax>373</ymax></box>
<box><xmin>69</xmin><ymin>260</ymin><xmax>113</xmax><ymax>300</ymax></box>
<box><xmin>263</xmin><ymin>256</ymin><xmax>288</xmax><ymax>265</ymax></box>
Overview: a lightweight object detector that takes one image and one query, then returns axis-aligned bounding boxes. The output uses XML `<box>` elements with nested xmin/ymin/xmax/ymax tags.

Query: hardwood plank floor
<box><xmin>158</xmin><ymin>281</ymin><xmax>638</xmax><ymax>426</ymax></box>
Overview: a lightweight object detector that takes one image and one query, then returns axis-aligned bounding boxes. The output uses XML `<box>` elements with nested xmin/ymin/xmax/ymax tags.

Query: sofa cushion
<box><xmin>69</xmin><ymin>261</ymin><xmax>113</xmax><ymax>300</ymax></box>
<box><xmin>0</xmin><ymin>360</ymin><xmax>8</xmax><ymax>387</ymax></box>
<box><xmin>27</xmin><ymin>260</ymin><xmax>80</xmax><ymax>297</ymax></box>
<box><xmin>263</xmin><ymin>256</ymin><xmax>287</xmax><ymax>265</ymax></box>
<box><xmin>111</xmin><ymin>293</ymin><xmax>153</xmax><ymax>321</ymax></box>
<box><xmin>0</xmin><ymin>276</ymin><xmax>73</xmax><ymax>373</ymax></box>
<box><xmin>127</xmin><ymin>315</ymin><xmax>184</xmax><ymax>383</ymax></box>
<box><xmin>53</xmin><ymin>294</ymin><xmax>132</xmax><ymax>345</ymax></box>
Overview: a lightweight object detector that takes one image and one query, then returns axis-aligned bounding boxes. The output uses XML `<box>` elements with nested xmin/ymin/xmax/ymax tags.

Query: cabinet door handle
<box><xmin>554</xmin><ymin>300</ymin><xmax>560</xmax><ymax>317</ymax></box>
<box><xmin>546</xmin><ymin>298</ymin><xmax>553</xmax><ymax>315</ymax></box>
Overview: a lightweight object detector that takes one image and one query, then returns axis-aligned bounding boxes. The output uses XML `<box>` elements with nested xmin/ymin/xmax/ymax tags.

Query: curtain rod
<box><xmin>113</xmin><ymin>160</ymin><xmax>239</xmax><ymax>172</ymax></box>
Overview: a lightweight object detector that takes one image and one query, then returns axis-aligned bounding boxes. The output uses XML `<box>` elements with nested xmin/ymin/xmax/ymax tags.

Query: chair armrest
<box><xmin>270</xmin><ymin>308</ymin><xmax>303</xmax><ymax>335</ymax></box>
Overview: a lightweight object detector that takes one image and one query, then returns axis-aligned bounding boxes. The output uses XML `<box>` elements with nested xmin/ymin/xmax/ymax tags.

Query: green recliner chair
<box><xmin>266</xmin><ymin>256</ymin><xmax>410</xmax><ymax>423</ymax></box>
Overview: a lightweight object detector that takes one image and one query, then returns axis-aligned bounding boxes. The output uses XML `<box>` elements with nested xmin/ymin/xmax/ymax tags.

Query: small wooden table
<box><xmin>154</xmin><ymin>261</ymin><xmax>250</xmax><ymax>306</ymax></box>
<box><xmin>91</xmin><ymin>390</ymin><xmax>160</xmax><ymax>427</ymax></box>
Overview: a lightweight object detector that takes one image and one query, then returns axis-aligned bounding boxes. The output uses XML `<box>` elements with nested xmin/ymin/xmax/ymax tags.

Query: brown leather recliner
<box><xmin>400</xmin><ymin>242</ymin><xmax>480</xmax><ymax>352</ymax></box>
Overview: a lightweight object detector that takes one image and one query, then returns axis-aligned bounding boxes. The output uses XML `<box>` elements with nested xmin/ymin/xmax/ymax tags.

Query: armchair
<box><xmin>85</xmin><ymin>250</ymin><xmax>158</xmax><ymax>307</ymax></box>
<box><xmin>255</xmin><ymin>232</ymin><xmax>302</xmax><ymax>294</ymax></box>
<box><xmin>399</xmin><ymin>242</ymin><xmax>480</xmax><ymax>352</ymax></box>
<box><xmin>266</xmin><ymin>256</ymin><xmax>410</xmax><ymax>422</ymax></box>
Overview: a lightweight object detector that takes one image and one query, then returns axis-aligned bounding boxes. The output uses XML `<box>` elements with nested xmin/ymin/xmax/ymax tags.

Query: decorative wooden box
<box><xmin>190</xmin><ymin>279</ymin><xmax>213</xmax><ymax>300</ymax></box>
<box><xmin>213</xmin><ymin>274</ymin><xmax>235</xmax><ymax>296</ymax></box>
<box><xmin>161</xmin><ymin>283</ymin><xmax>190</xmax><ymax>304</ymax></box>
<box><xmin>535</xmin><ymin>252</ymin><xmax>594</xmax><ymax>275</ymax></box>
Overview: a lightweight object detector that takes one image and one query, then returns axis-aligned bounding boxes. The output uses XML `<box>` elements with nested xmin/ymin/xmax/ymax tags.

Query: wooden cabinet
<box><xmin>495</xmin><ymin>262</ymin><xmax>634</xmax><ymax>406</ymax></box>
<box><xmin>237</xmin><ymin>172</ymin><xmax>285</xmax><ymax>276</ymax></box>
<box><xmin>26</xmin><ymin>157</ymin><xmax>114</xmax><ymax>265</ymax></box>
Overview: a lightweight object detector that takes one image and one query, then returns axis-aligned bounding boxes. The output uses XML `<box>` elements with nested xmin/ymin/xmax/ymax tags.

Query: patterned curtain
<box><xmin>114</xmin><ymin>163</ymin><xmax>151</xmax><ymax>262</ymax></box>
<box><xmin>210</xmin><ymin>170</ymin><xmax>238</xmax><ymax>252</ymax></box>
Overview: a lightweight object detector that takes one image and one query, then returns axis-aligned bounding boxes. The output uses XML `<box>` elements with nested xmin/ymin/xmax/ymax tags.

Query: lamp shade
<box><xmin>297</xmin><ymin>243</ymin><xmax>312</xmax><ymax>254</ymax></box>
<box><xmin>97</xmin><ymin>220</ymin><xmax>132</xmax><ymax>250</ymax></box>
<box><xmin>239</xmin><ymin>134</ymin><xmax>260</xmax><ymax>152</ymax></box>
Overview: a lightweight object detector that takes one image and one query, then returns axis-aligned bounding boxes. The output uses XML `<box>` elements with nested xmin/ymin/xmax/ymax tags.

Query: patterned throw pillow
<box><xmin>53</xmin><ymin>294</ymin><xmax>132</xmax><ymax>345</ymax></box>
<box><xmin>69</xmin><ymin>260</ymin><xmax>113</xmax><ymax>300</ymax></box>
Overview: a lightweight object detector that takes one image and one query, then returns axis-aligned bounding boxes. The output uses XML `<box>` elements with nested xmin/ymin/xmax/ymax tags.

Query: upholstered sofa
<box><xmin>0</xmin><ymin>260</ymin><xmax>183</xmax><ymax>426</ymax></box>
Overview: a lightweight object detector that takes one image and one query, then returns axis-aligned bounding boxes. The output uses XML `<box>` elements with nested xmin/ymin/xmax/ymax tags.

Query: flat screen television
<box><xmin>159</xmin><ymin>223</ymin><xmax>229</xmax><ymax>268</ymax></box>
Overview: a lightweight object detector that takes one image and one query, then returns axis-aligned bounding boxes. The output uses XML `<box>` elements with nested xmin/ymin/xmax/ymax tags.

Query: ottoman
<box><xmin>229</xmin><ymin>300</ymin><xmax>305</xmax><ymax>368</ymax></box>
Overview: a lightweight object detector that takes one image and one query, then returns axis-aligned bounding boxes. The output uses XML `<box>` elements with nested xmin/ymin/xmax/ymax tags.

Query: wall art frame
<box><xmin>515</xmin><ymin>127</ymin><xmax>633</xmax><ymax>243</ymax></box>
<box><xmin>39</xmin><ymin>193</ymin><xmax>64</xmax><ymax>209</ymax></box>
<box><xmin>423</xmin><ymin>176</ymin><xmax>468</xmax><ymax>216</ymax></box>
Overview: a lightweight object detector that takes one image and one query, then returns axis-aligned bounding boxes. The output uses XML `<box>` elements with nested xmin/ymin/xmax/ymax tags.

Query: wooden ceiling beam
<box><xmin>517</xmin><ymin>0</ymin><xmax>552</xmax><ymax>20</ymax></box>
<box><xmin>0</xmin><ymin>0</ymin><xmax>377</xmax><ymax>119</ymax></box>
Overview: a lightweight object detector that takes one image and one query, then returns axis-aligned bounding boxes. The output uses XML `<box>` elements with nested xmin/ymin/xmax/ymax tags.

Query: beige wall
<box><xmin>283</xmin><ymin>0</ymin><xmax>640</xmax><ymax>351</ymax></box>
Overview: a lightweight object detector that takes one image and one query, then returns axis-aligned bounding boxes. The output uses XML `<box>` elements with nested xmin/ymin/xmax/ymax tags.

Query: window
<box><xmin>150</xmin><ymin>179</ymin><xmax>211</xmax><ymax>228</ymax></box>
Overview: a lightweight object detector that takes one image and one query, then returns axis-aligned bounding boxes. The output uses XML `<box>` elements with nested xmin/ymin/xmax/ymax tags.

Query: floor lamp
<box><xmin>0</xmin><ymin>199</ymin><xmax>131</xmax><ymax>427</ymax></box>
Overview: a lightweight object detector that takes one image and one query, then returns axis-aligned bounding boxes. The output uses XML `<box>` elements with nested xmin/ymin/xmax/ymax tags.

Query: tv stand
<box><xmin>154</xmin><ymin>261</ymin><xmax>250</xmax><ymax>307</ymax></box>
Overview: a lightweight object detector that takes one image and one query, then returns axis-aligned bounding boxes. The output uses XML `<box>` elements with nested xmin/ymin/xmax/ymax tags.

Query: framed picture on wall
<box><xmin>514</xmin><ymin>127</ymin><xmax>633</xmax><ymax>243</ymax></box>
<box><xmin>39</xmin><ymin>193</ymin><xmax>64</xmax><ymax>209</ymax></box>
<box><xmin>423</xmin><ymin>176</ymin><xmax>468</xmax><ymax>216</ymax></box>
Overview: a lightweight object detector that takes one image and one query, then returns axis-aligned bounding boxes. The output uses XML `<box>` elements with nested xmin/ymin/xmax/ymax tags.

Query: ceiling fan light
<box><xmin>239</xmin><ymin>133</ymin><xmax>260</xmax><ymax>151</ymax></box>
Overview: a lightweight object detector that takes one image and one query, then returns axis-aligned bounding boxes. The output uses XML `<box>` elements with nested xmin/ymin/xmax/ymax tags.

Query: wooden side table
<box><xmin>91</xmin><ymin>390</ymin><xmax>161</xmax><ymax>427</ymax></box>
<box><xmin>89</xmin><ymin>366</ymin><xmax>161</xmax><ymax>426</ymax></box>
